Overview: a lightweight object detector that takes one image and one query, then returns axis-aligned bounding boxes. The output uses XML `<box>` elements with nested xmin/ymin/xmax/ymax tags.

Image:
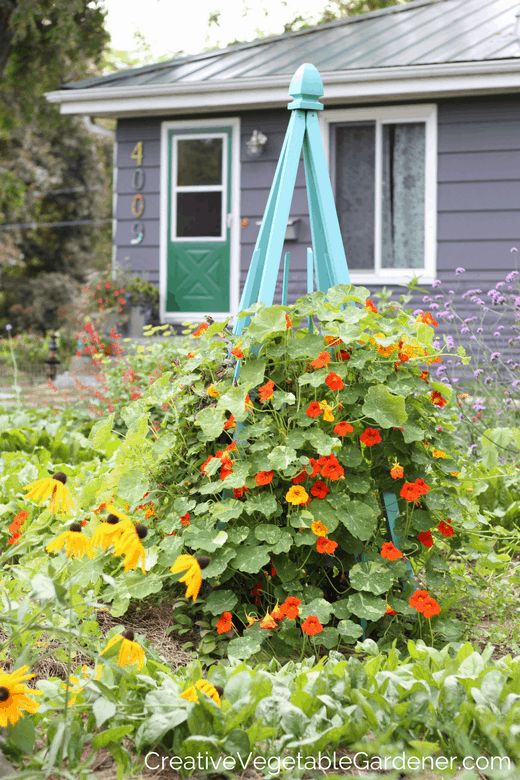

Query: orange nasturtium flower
<box><xmin>259</xmin><ymin>612</ymin><xmax>278</xmax><ymax>630</ymax></box>
<box><xmin>385</xmin><ymin>604</ymin><xmax>397</xmax><ymax>615</ymax></box>
<box><xmin>421</xmin><ymin>596</ymin><xmax>441</xmax><ymax>618</ymax></box>
<box><xmin>311</xmin><ymin>520</ymin><xmax>328</xmax><ymax>537</ymax></box>
<box><xmin>216</xmin><ymin>612</ymin><xmax>233</xmax><ymax>634</ymax></box>
<box><xmin>192</xmin><ymin>322</ymin><xmax>208</xmax><ymax>338</ymax></box>
<box><xmin>258</xmin><ymin>379</ymin><xmax>275</xmax><ymax>402</ymax></box>
<box><xmin>325</xmin><ymin>371</ymin><xmax>344</xmax><ymax>391</ymax></box>
<box><xmin>414</xmin><ymin>478</ymin><xmax>431</xmax><ymax>495</ymax></box>
<box><xmin>381</xmin><ymin>541</ymin><xmax>403</xmax><ymax>561</ymax></box>
<box><xmin>432</xmin><ymin>449</ymin><xmax>446</xmax><ymax>459</ymax></box>
<box><xmin>416</xmin><ymin>312</ymin><xmax>439</xmax><ymax>327</ymax></box>
<box><xmin>285</xmin><ymin>313</ymin><xmax>292</xmax><ymax>328</ymax></box>
<box><xmin>319</xmin><ymin>455</ymin><xmax>344</xmax><ymax>481</ymax></box>
<box><xmin>360</xmin><ymin>428</ymin><xmax>381</xmax><ymax>447</ymax></box>
<box><xmin>419</xmin><ymin>370</ymin><xmax>429</xmax><ymax>382</ymax></box>
<box><xmin>409</xmin><ymin>589</ymin><xmax>430</xmax><ymax>612</ymax></box>
<box><xmin>286</xmin><ymin>485</ymin><xmax>310</xmax><ymax>505</ymax></box>
<box><xmin>390</xmin><ymin>461</ymin><xmax>404</xmax><ymax>479</ymax></box>
<box><xmin>270</xmin><ymin>603</ymin><xmax>284</xmax><ymax>622</ymax></box>
<box><xmin>306</xmin><ymin>401</ymin><xmax>323</xmax><ymax>418</ymax></box>
<box><xmin>231</xmin><ymin>343</ymin><xmax>244</xmax><ymax>359</ymax></box>
<box><xmin>255</xmin><ymin>470</ymin><xmax>274</xmax><ymax>486</ymax></box>
<box><xmin>324</xmin><ymin>335</ymin><xmax>342</xmax><ymax>346</ymax></box>
<box><xmin>319</xmin><ymin>400</ymin><xmax>335</xmax><ymax>422</ymax></box>
<box><xmin>280</xmin><ymin>597</ymin><xmax>301</xmax><ymax>619</ymax></box>
<box><xmin>207</xmin><ymin>384</ymin><xmax>220</xmax><ymax>397</ymax></box>
<box><xmin>301</xmin><ymin>616</ymin><xmax>323</xmax><ymax>636</ymax></box>
<box><xmin>223</xmin><ymin>414</ymin><xmax>236</xmax><ymax>430</ymax></box>
<box><xmin>316</xmin><ymin>537</ymin><xmax>338</xmax><ymax>555</ymax></box>
<box><xmin>365</xmin><ymin>299</ymin><xmax>378</xmax><ymax>314</ymax></box>
<box><xmin>333</xmin><ymin>421</ymin><xmax>353</xmax><ymax>436</ymax></box>
<box><xmin>310</xmin><ymin>351</ymin><xmax>331</xmax><ymax>369</ymax></box>
<box><xmin>233</xmin><ymin>486</ymin><xmax>247</xmax><ymax>498</ymax></box>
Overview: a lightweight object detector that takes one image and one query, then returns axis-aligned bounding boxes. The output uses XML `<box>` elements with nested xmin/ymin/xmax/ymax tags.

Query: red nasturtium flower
<box><xmin>416</xmin><ymin>312</ymin><xmax>439</xmax><ymax>327</ymax></box>
<box><xmin>219</xmin><ymin>456</ymin><xmax>233</xmax><ymax>481</ymax></box>
<box><xmin>231</xmin><ymin>343</ymin><xmax>244</xmax><ymax>359</ymax></box>
<box><xmin>280</xmin><ymin>597</ymin><xmax>301</xmax><ymax>619</ymax></box>
<box><xmin>301</xmin><ymin>616</ymin><xmax>323</xmax><ymax>636</ymax></box>
<box><xmin>200</xmin><ymin>455</ymin><xmax>214</xmax><ymax>474</ymax></box>
<box><xmin>285</xmin><ymin>313</ymin><xmax>292</xmax><ymax>328</ymax></box>
<box><xmin>216</xmin><ymin>612</ymin><xmax>233</xmax><ymax>634</ymax></box>
<box><xmin>325</xmin><ymin>371</ymin><xmax>344</xmax><ymax>391</ymax></box>
<box><xmin>365</xmin><ymin>299</ymin><xmax>378</xmax><ymax>314</ymax></box>
<box><xmin>180</xmin><ymin>512</ymin><xmax>190</xmax><ymax>527</ymax></box>
<box><xmin>385</xmin><ymin>604</ymin><xmax>397</xmax><ymax>615</ymax></box>
<box><xmin>233</xmin><ymin>486</ymin><xmax>248</xmax><ymax>498</ymax></box>
<box><xmin>418</xmin><ymin>530</ymin><xmax>433</xmax><ymax>548</ymax></box>
<box><xmin>409</xmin><ymin>589</ymin><xmax>429</xmax><ymax>611</ymax></box>
<box><xmin>270</xmin><ymin>603</ymin><xmax>284</xmax><ymax>622</ymax></box>
<box><xmin>319</xmin><ymin>455</ymin><xmax>344</xmax><ymax>481</ymax></box>
<box><xmin>306</xmin><ymin>401</ymin><xmax>322</xmax><ymax>418</ymax></box>
<box><xmin>400</xmin><ymin>483</ymin><xmax>421</xmax><ymax>502</ymax></box>
<box><xmin>324</xmin><ymin>335</ymin><xmax>342</xmax><ymax>346</ymax></box>
<box><xmin>311</xmin><ymin>481</ymin><xmax>329</xmax><ymax>499</ymax></box>
<box><xmin>308</xmin><ymin>458</ymin><xmax>321</xmax><ymax>478</ymax></box>
<box><xmin>258</xmin><ymin>379</ymin><xmax>275</xmax><ymax>402</ymax></box>
<box><xmin>414</xmin><ymin>478</ymin><xmax>431</xmax><ymax>495</ymax></box>
<box><xmin>8</xmin><ymin>510</ymin><xmax>28</xmax><ymax>535</ymax></box>
<box><xmin>251</xmin><ymin>582</ymin><xmax>263</xmax><ymax>606</ymax></box>
<box><xmin>255</xmin><ymin>471</ymin><xmax>273</xmax><ymax>486</ymax></box>
<box><xmin>316</xmin><ymin>537</ymin><xmax>338</xmax><ymax>555</ymax></box>
<box><xmin>333</xmin><ymin>421</ymin><xmax>353</xmax><ymax>436</ymax></box>
<box><xmin>437</xmin><ymin>519</ymin><xmax>454</xmax><ymax>537</ymax></box>
<box><xmin>419</xmin><ymin>370</ymin><xmax>429</xmax><ymax>382</ymax></box>
<box><xmin>286</xmin><ymin>485</ymin><xmax>310</xmax><ymax>505</ymax></box>
<box><xmin>310</xmin><ymin>352</ymin><xmax>331</xmax><ymax>369</ymax></box>
<box><xmin>381</xmin><ymin>542</ymin><xmax>403</xmax><ymax>561</ymax></box>
<box><xmin>430</xmin><ymin>390</ymin><xmax>447</xmax><ymax>407</ymax></box>
<box><xmin>390</xmin><ymin>461</ymin><xmax>404</xmax><ymax>479</ymax></box>
<box><xmin>292</xmin><ymin>469</ymin><xmax>307</xmax><ymax>484</ymax></box>
<box><xmin>192</xmin><ymin>322</ymin><xmax>208</xmax><ymax>338</ymax></box>
<box><xmin>339</xmin><ymin>350</ymin><xmax>350</xmax><ymax>361</ymax></box>
<box><xmin>360</xmin><ymin>428</ymin><xmax>382</xmax><ymax>447</ymax></box>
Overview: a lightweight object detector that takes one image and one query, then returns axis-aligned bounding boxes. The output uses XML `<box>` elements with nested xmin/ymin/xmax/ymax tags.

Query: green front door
<box><xmin>166</xmin><ymin>127</ymin><xmax>232</xmax><ymax>314</ymax></box>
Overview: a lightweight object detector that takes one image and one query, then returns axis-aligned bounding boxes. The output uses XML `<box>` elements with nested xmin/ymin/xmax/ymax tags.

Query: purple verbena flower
<box><xmin>455</xmin><ymin>268</ymin><xmax>465</xmax><ymax>275</ymax></box>
<box><xmin>490</xmin><ymin>352</ymin><xmax>501</xmax><ymax>361</ymax></box>
<box><xmin>511</xmin><ymin>247</ymin><xmax>518</xmax><ymax>253</ymax></box>
<box><xmin>432</xmin><ymin>279</ymin><xmax>442</xmax><ymax>288</ymax></box>
<box><xmin>5</xmin><ymin>324</ymin><xmax>12</xmax><ymax>331</ymax></box>
<box><xmin>506</xmin><ymin>271</ymin><xmax>518</xmax><ymax>282</ymax></box>
<box><xmin>474</xmin><ymin>369</ymin><xmax>484</xmax><ymax>377</ymax></box>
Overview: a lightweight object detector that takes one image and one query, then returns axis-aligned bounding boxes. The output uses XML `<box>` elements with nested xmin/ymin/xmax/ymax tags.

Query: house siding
<box><xmin>114</xmin><ymin>96</ymin><xmax>520</xmax><ymax>324</ymax></box>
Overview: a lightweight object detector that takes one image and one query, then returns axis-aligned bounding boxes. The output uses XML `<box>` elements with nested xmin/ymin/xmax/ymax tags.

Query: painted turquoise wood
<box><xmin>282</xmin><ymin>252</ymin><xmax>290</xmax><ymax>306</ymax></box>
<box><xmin>306</xmin><ymin>247</ymin><xmax>314</xmax><ymax>333</ymax></box>
<box><xmin>233</xmin><ymin>63</ymin><xmax>350</xmax><ymax>336</ymax></box>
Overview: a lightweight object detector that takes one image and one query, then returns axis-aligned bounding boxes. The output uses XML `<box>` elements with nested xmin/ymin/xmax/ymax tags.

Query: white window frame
<box><xmin>160</xmin><ymin>117</ymin><xmax>241</xmax><ymax>324</ymax></box>
<box><xmin>171</xmin><ymin>133</ymin><xmax>228</xmax><ymax>242</ymax></box>
<box><xmin>320</xmin><ymin>104</ymin><xmax>437</xmax><ymax>286</ymax></box>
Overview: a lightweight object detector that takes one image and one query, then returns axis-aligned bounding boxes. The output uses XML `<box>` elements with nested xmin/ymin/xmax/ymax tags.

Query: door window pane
<box><xmin>176</xmin><ymin>192</ymin><xmax>222</xmax><ymax>237</ymax></box>
<box><xmin>177</xmin><ymin>139</ymin><xmax>223</xmax><ymax>186</ymax></box>
<box><xmin>382</xmin><ymin>122</ymin><xmax>425</xmax><ymax>269</ymax></box>
<box><xmin>335</xmin><ymin>122</ymin><xmax>375</xmax><ymax>271</ymax></box>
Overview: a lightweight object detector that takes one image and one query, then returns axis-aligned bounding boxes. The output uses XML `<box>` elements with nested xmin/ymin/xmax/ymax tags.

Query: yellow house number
<box><xmin>130</xmin><ymin>142</ymin><xmax>144</xmax><ymax>243</ymax></box>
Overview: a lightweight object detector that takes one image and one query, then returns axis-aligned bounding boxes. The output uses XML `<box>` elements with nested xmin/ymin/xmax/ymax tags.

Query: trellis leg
<box><xmin>383</xmin><ymin>491</ymin><xmax>416</xmax><ymax>586</ymax></box>
<box><xmin>307</xmin><ymin>248</ymin><xmax>314</xmax><ymax>333</ymax></box>
<box><xmin>282</xmin><ymin>252</ymin><xmax>290</xmax><ymax>306</ymax></box>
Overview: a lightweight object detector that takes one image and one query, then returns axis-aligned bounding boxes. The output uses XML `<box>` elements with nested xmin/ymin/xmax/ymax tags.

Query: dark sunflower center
<box><xmin>196</xmin><ymin>556</ymin><xmax>211</xmax><ymax>570</ymax></box>
<box><xmin>106</xmin><ymin>514</ymin><xmax>119</xmax><ymax>525</ymax></box>
<box><xmin>0</xmin><ymin>687</ymin><xmax>9</xmax><ymax>702</ymax></box>
<box><xmin>52</xmin><ymin>472</ymin><xmax>67</xmax><ymax>484</ymax></box>
<box><xmin>135</xmin><ymin>524</ymin><xmax>147</xmax><ymax>539</ymax></box>
<box><xmin>122</xmin><ymin>629</ymin><xmax>134</xmax><ymax>642</ymax></box>
<box><xmin>69</xmin><ymin>523</ymin><xmax>82</xmax><ymax>533</ymax></box>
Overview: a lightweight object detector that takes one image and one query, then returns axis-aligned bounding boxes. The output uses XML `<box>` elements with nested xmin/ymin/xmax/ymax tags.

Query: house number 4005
<box><xmin>130</xmin><ymin>141</ymin><xmax>145</xmax><ymax>244</ymax></box>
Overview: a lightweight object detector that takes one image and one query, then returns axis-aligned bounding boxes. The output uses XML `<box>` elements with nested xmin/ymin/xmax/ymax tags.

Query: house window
<box><xmin>323</xmin><ymin>105</ymin><xmax>437</xmax><ymax>284</ymax></box>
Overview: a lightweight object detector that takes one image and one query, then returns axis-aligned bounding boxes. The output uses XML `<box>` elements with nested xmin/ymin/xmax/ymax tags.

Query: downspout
<box><xmin>82</xmin><ymin>117</ymin><xmax>118</xmax><ymax>279</ymax></box>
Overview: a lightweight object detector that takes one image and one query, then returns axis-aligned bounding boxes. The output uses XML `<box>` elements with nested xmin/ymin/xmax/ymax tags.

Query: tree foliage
<box><xmin>0</xmin><ymin>0</ymin><xmax>112</xmax><ymax>332</ymax></box>
<box><xmin>283</xmin><ymin>0</ymin><xmax>414</xmax><ymax>32</ymax></box>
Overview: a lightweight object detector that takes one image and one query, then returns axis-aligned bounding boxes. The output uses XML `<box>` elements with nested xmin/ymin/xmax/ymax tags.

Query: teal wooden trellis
<box><xmin>232</xmin><ymin>64</ymin><xmax>414</xmax><ymax>619</ymax></box>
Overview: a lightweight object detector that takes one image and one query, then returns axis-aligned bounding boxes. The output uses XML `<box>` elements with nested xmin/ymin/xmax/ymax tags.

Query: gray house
<box><xmin>46</xmin><ymin>0</ymin><xmax>520</xmax><ymax>323</ymax></box>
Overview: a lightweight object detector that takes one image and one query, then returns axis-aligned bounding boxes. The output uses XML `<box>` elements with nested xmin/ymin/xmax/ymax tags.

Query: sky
<box><xmin>101</xmin><ymin>0</ymin><xmax>327</xmax><ymax>63</ymax></box>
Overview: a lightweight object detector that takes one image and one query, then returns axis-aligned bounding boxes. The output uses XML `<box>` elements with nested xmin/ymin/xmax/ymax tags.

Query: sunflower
<box><xmin>24</xmin><ymin>471</ymin><xmax>74</xmax><ymax>514</ymax></box>
<box><xmin>170</xmin><ymin>554</ymin><xmax>210</xmax><ymax>602</ymax></box>
<box><xmin>180</xmin><ymin>679</ymin><xmax>223</xmax><ymax>707</ymax></box>
<box><xmin>0</xmin><ymin>666</ymin><xmax>42</xmax><ymax>726</ymax></box>
<box><xmin>101</xmin><ymin>629</ymin><xmax>145</xmax><ymax>670</ymax></box>
<box><xmin>91</xmin><ymin>513</ymin><xmax>131</xmax><ymax>551</ymax></box>
<box><xmin>46</xmin><ymin>523</ymin><xmax>94</xmax><ymax>560</ymax></box>
<box><xmin>113</xmin><ymin>523</ymin><xmax>148</xmax><ymax>574</ymax></box>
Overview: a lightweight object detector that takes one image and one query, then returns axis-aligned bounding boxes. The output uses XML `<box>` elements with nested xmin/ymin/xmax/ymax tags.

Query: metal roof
<box><xmin>64</xmin><ymin>0</ymin><xmax>520</xmax><ymax>91</ymax></box>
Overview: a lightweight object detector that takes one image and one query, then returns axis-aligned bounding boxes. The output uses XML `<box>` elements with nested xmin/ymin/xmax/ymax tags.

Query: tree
<box><xmin>283</xmin><ymin>0</ymin><xmax>413</xmax><ymax>32</ymax></box>
<box><xmin>0</xmin><ymin>0</ymin><xmax>112</xmax><ymax>332</ymax></box>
